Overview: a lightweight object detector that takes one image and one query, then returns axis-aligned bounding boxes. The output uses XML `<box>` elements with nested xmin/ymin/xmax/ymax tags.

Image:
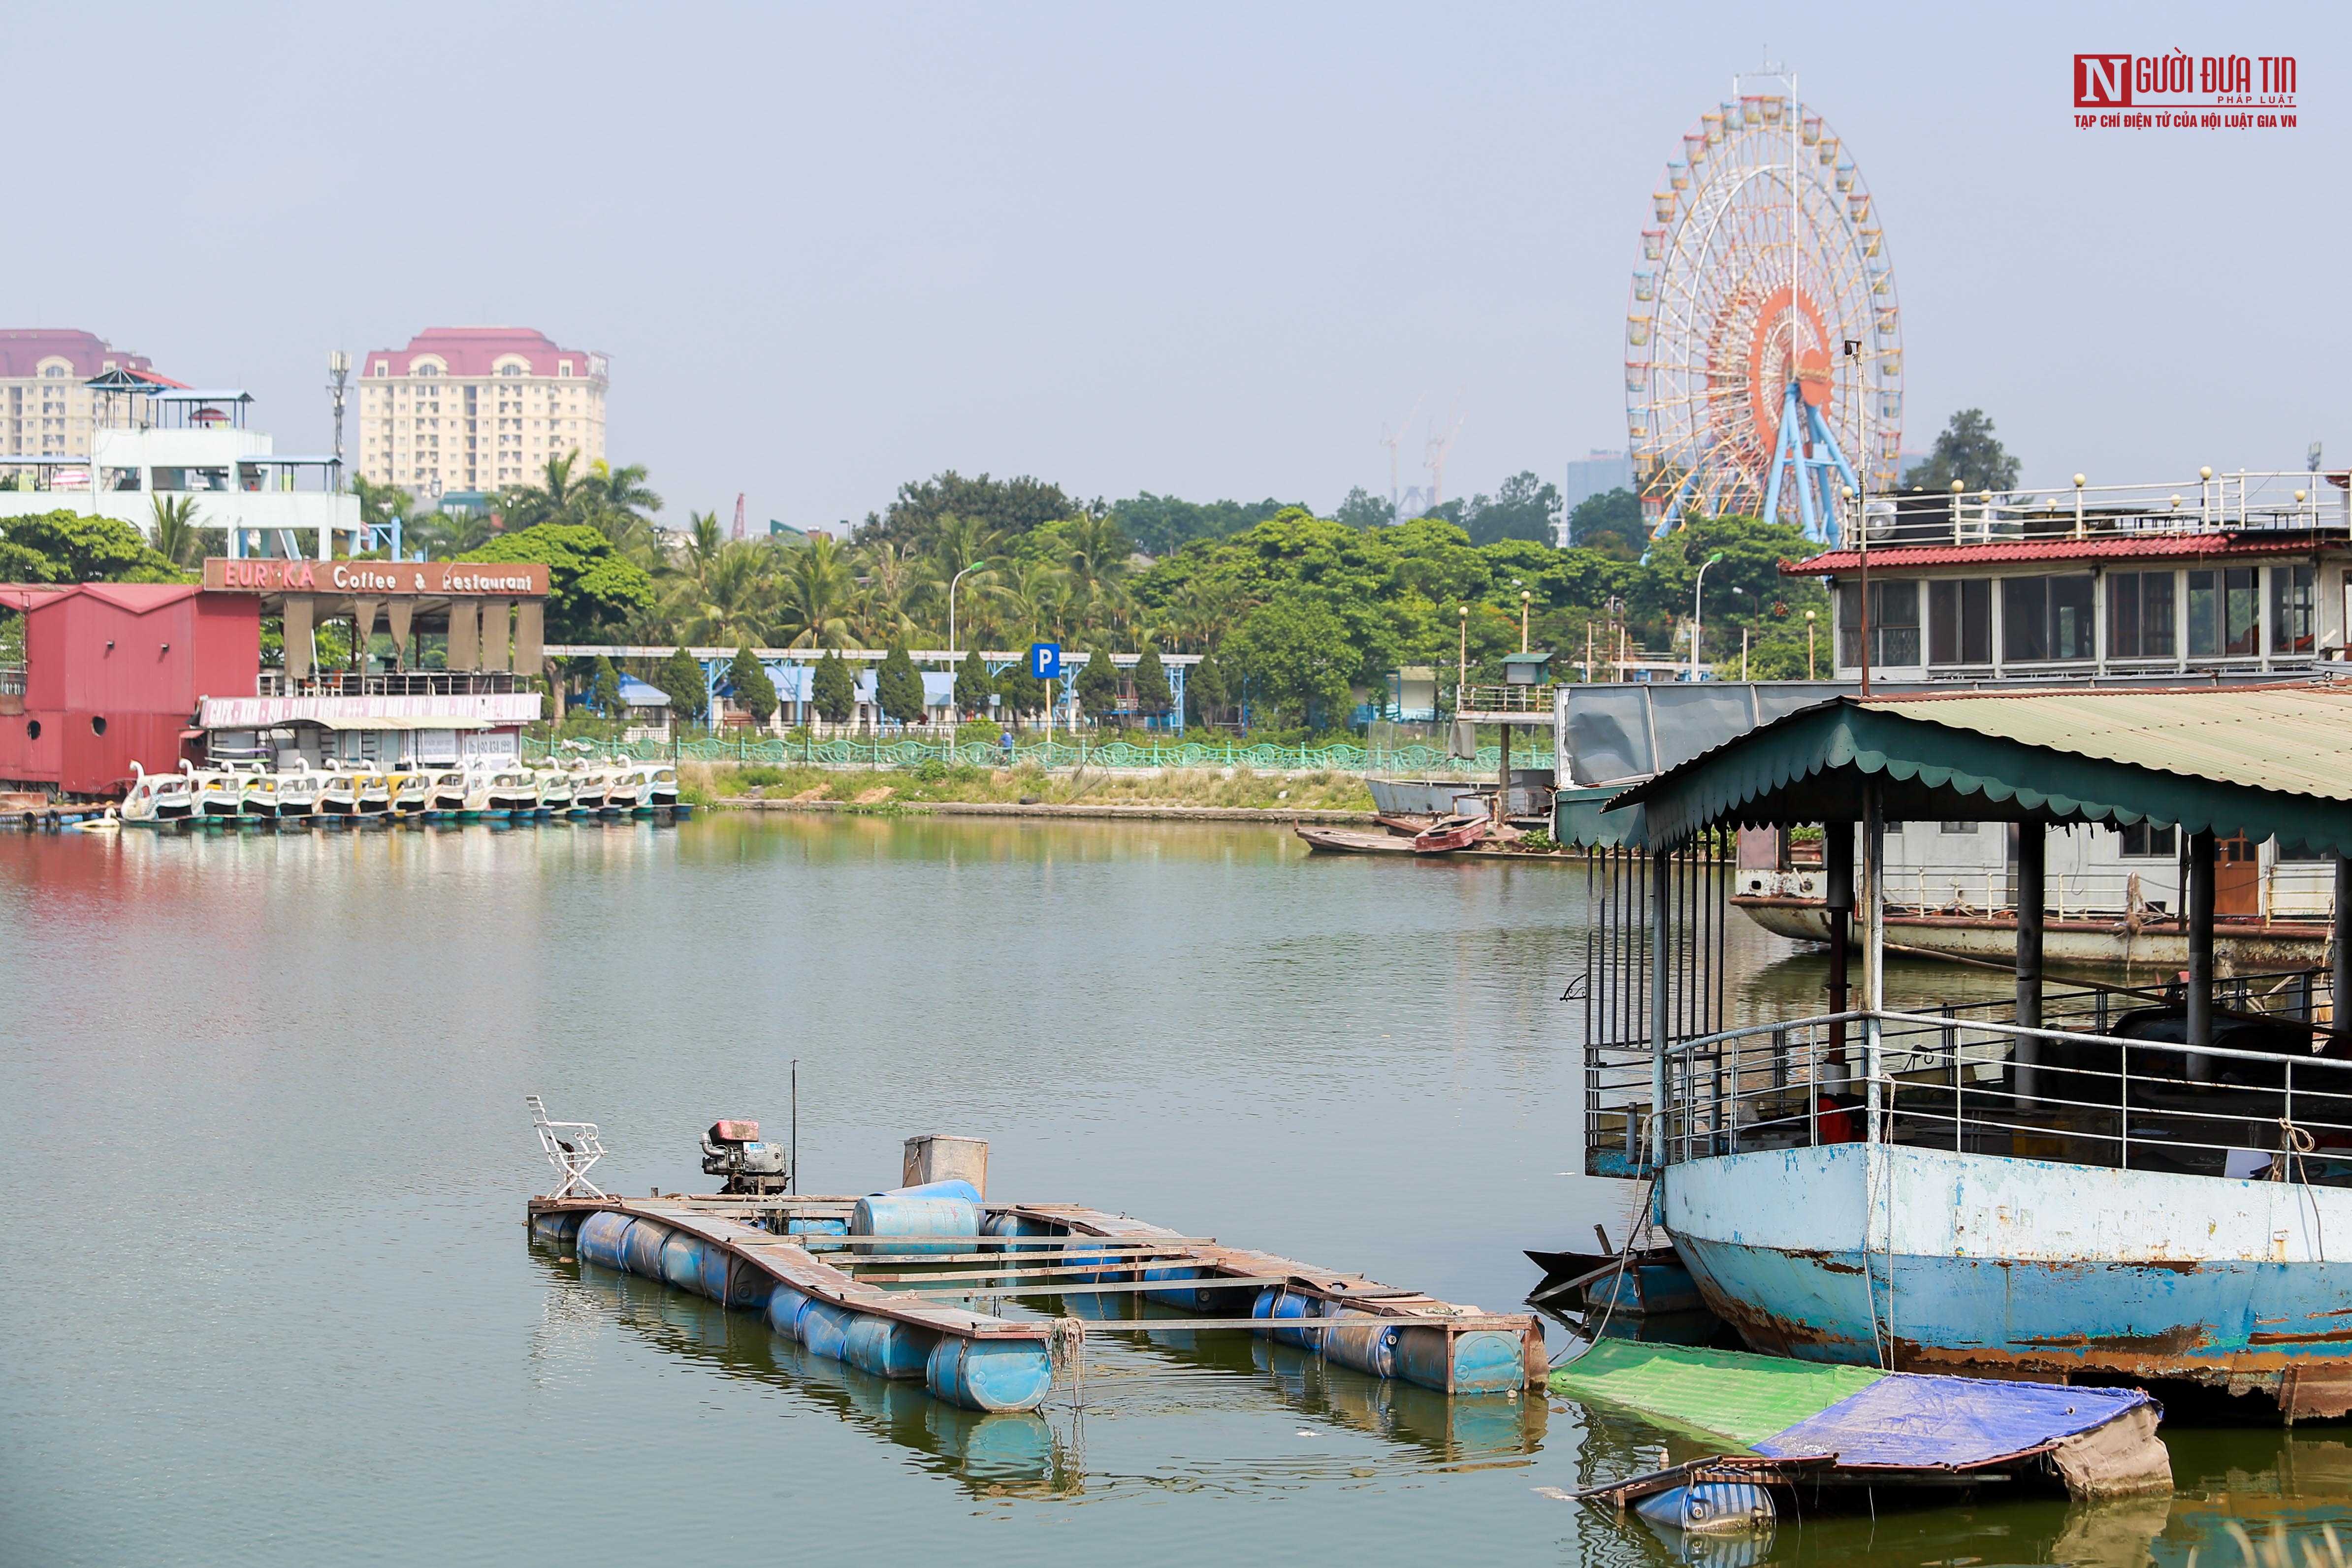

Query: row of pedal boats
<box><xmin>119</xmin><ymin>758</ymin><xmax>685</xmax><ymax>825</ymax></box>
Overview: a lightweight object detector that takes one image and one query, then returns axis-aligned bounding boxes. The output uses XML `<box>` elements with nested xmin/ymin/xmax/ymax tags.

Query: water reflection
<box><xmin>538</xmin><ymin>1247</ymin><xmax>1072</xmax><ymax>1497</ymax></box>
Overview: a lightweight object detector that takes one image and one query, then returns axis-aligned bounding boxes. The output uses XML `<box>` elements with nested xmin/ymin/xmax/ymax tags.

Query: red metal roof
<box><xmin>0</xmin><ymin>582</ymin><xmax>198</xmax><ymax>614</ymax></box>
<box><xmin>1784</xmin><ymin>532</ymin><xmax>2339</xmax><ymax>576</ymax></box>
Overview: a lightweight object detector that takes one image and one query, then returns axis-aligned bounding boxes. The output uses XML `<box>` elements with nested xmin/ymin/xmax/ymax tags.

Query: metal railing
<box><xmin>0</xmin><ymin>665</ymin><xmax>23</xmax><ymax>697</ymax></box>
<box><xmin>1864</xmin><ymin>469</ymin><xmax>2346</xmax><ymax>549</ymax></box>
<box><xmin>1586</xmin><ymin>970</ymin><xmax>2352</xmax><ymax>1184</ymax></box>
<box><xmin>259</xmin><ymin>671</ymin><xmax>529</xmax><ymax>697</ymax></box>
<box><xmin>1456</xmin><ymin>683</ymin><xmax>1556</xmax><ymax>713</ymax></box>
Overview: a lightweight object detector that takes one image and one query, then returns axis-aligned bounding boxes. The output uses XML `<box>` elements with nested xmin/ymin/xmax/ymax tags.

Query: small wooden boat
<box><xmin>1296</xmin><ymin>825</ymin><xmax>1418</xmax><ymax>855</ymax></box>
<box><xmin>1413</xmin><ymin>814</ymin><xmax>1489</xmax><ymax>854</ymax></box>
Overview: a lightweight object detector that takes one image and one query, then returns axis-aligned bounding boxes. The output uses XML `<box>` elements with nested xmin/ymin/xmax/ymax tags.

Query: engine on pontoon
<box><xmin>700</xmin><ymin>1119</ymin><xmax>790</xmax><ymax>1195</ymax></box>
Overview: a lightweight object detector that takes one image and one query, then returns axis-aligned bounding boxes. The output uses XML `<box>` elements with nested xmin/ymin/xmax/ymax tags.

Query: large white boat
<box><xmin>317</xmin><ymin>765</ymin><xmax>362</xmax><ymax>818</ymax></box>
<box><xmin>603</xmin><ymin>766</ymin><xmax>644</xmax><ymax>813</ymax></box>
<box><xmin>485</xmin><ymin>767</ymin><xmax>540</xmax><ymax>817</ymax></box>
<box><xmin>273</xmin><ymin>766</ymin><xmax>321</xmax><ymax>820</ymax></box>
<box><xmin>533</xmin><ymin>768</ymin><xmax>575</xmax><ymax>817</ymax></box>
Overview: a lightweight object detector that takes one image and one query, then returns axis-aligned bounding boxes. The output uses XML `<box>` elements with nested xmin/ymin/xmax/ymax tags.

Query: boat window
<box><xmin>2115</xmin><ymin>821</ymin><xmax>2176</xmax><ymax>857</ymax></box>
<box><xmin>2186</xmin><ymin>568</ymin><xmax>2259</xmax><ymax>656</ymax></box>
<box><xmin>2271</xmin><ymin>564</ymin><xmax>2316</xmax><ymax>655</ymax></box>
<box><xmin>1927</xmin><ymin>578</ymin><xmax>1991</xmax><ymax>665</ymax></box>
<box><xmin>2106</xmin><ymin>570</ymin><xmax>2176</xmax><ymax>659</ymax></box>
<box><xmin>1836</xmin><ymin>578</ymin><xmax>1918</xmax><ymax>668</ymax></box>
<box><xmin>2001</xmin><ymin>574</ymin><xmax>2094</xmax><ymax>662</ymax></box>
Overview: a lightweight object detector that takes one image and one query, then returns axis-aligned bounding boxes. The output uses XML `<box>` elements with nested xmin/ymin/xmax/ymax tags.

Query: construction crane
<box><xmin>1425</xmin><ymin>394</ymin><xmax>1465</xmax><ymax>507</ymax></box>
<box><xmin>1380</xmin><ymin>395</ymin><xmax>1425</xmax><ymax>522</ymax></box>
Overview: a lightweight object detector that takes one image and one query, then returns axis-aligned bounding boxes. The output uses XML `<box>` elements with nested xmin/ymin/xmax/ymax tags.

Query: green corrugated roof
<box><xmin>1609</xmin><ymin>685</ymin><xmax>2352</xmax><ymax>855</ymax></box>
<box><xmin>1549</xmin><ymin>1340</ymin><xmax>1886</xmax><ymax>1447</ymax></box>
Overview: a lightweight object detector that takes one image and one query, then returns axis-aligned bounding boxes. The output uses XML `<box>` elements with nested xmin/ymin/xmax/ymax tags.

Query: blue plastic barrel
<box><xmin>1319</xmin><ymin>1309</ymin><xmax>1402</xmax><ymax>1379</ymax></box>
<box><xmin>851</xmin><ymin>1194</ymin><xmax>980</xmax><ymax>1258</ymax></box>
<box><xmin>766</xmin><ymin>1284</ymin><xmax>816</xmax><ymax>1342</ymax></box>
<box><xmin>925</xmin><ymin>1336</ymin><xmax>1054</xmax><ymax>1412</ymax></box>
<box><xmin>660</xmin><ymin>1231</ymin><xmax>707</xmax><ymax>1294</ymax></box>
<box><xmin>531</xmin><ymin>1211</ymin><xmax>582</xmax><ymax>1246</ymax></box>
<box><xmin>576</xmin><ymin>1212</ymin><xmax>634</xmax><ymax>1269</ymax></box>
<box><xmin>1254</xmin><ymin>1285</ymin><xmax>1322</xmax><ymax>1348</ymax></box>
<box><xmin>799</xmin><ymin>1301</ymin><xmax>857</xmax><ymax>1363</ymax></box>
<box><xmin>622</xmin><ymin>1218</ymin><xmax>673</xmax><ymax>1279</ymax></box>
<box><xmin>890</xmin><ymin>1179</ymin><xmax>981</xmax><ymax>1203</ymax></box>
<box><xmin>843</xmin><ymin>1314</ymin><xmax>939</xmax><ymax>1380</ymax></box>
<box><xmin>1396</xmin><ymin>1326</ymin><xmax>1526</xmax><ymax>1394</ymax></box>
<box><xmin>786</xmin><ymin>1217</ymin><xmax>849</xmax><ymax>1252</ymax></box>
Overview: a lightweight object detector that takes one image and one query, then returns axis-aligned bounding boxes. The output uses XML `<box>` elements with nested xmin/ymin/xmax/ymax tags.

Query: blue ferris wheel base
<box><xmin>1759</xmin><ymin>379</ymin><xmax>1863</xmax><ymax>544</ymax></box>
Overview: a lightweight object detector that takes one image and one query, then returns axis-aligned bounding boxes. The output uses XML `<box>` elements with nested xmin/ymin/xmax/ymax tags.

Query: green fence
<box><xmin>525</xmin><ymin>735</ymin><xmax>1507</xmax><ymax>774</ymax></box>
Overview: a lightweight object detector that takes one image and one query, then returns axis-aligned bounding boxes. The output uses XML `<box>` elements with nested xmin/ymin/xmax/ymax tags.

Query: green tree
<box><xmin>858</xmin><ymin>471</ymin><xmax>1078</xmax><ymax>554</ymax></box>
<box><xmin>1185</xmin><ymin>649</ymin><xmax>1231</xmax><ymax>727</ymax></box>
<box><xmin>1332</xmin><ymin>486</ymin><xmax>1395</xmax><ymax>531</ymax></box>
<box><xmin>1568</xmin><ymin>487</ymin><xmax>1647</xmax><ymax>560</ymax></box>
<box><xmin>995</xmin><ymin>658</ymin><xmax>1044</xmax><ymax>724</ymax></box>
<box><xmin>1109</xmin><ymin>493</ymin><xmax>1292</xmax><ymax>554</ymax></box>
<box><xmin>1904</xmin><ymin>409</ymin><xmax>2021</xmax><ymax>495</ymax></box>
<box><xmin>812</xmin><ymin>649</ymin><xmax>856</xmax><ymax>723</ymax></box>
<box><xmin>874</xmin><ymin>642</ymin><xmax>925</xmax><ymax>724</ymax></box>
<box><xmin>729</xmin><ymin>643</ymin><xmax>778</xmax><ymax>725</ymax></box>
<box><xmin>1220</xmin><ymin>597</ymin><xmax>1354</xmax><ymax>730</ymax></box>
<box><xmin>954</xmin><ymin>649</ymin><xmax>994</xmax><ymax>715</ymax></box>
<box><xmin>774</xmin><ymin>534</ymin><xmax>858</xmax><ymax>648</ymax></box>
<box><xmin>1461</xmin><ymin>471</ymin><xmax>1563</xmax><ymax>546</ymax></box>
<box><xmin>1075</xmin><ymin>642</ymin><xmax>1120</xmax><ymax>722</ymax></box>
<box><xmin>459</xmin><ymin>523</ymin><xmax>656</xmax><ymax>642</ymax></box>
<box><xmin>0</xmin><ymin>509</ymin><xmax>183</xmax><ymax>582</ymax></box>
<box><xmin>1131</xmin><ymin>642</ymin><xmax>1172</xmax><ymax>718</ymax></box>
<box><xmin>591</xmin><ymin>656</ymin><xmax>623</xmax><ymax>717</ymax></box>
<box><xmin>657</xmin><ymin>646</ymin><xmax>708</xmax><ymax>724</ymax></box>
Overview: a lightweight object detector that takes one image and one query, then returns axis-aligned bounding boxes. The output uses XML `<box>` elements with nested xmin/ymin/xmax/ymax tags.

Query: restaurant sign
<box><xmin>201</xmin><ymin>558</ymin><xmax>550</xmax><ymax>596</ymax></box>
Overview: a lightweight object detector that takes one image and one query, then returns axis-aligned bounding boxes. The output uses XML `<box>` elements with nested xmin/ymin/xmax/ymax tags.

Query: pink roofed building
<box><xmin>356</xmin><ymin>327</ymin><xmax>609</xmax><ymax>497</ymax></box>
<box><xmin>0</xmin><ymin>329</ymin><xmax>167</xmax><ymax>459</ymax></box>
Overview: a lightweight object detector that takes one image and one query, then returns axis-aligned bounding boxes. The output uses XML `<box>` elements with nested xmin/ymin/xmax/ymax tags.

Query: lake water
<box><xmin>0</xmin><ymin>817</ymin><xmax>2342</xmax><ymax>1565</ymax></box>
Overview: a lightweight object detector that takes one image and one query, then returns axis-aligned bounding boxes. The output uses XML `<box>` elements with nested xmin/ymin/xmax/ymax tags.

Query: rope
<box><xmin>1550</xmin><ymin>1172</ymin><xmax>1658</xmax><ymax>1367</ymax></box>
<box><xmin>2275</xmin><ymin>1116</ymin><xmax>2327</xmax><ymax>1262</ymax></box>
<box><xmin>1050</xmin><ymin>1316</ymin><xmax>1088</xmax><ymax>1408</ymax></box>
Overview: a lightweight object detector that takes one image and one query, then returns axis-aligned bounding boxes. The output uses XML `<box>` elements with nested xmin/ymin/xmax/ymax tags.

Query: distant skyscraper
<box><xmin>0</xmin><ymin>330</ymin><xmax>164</xmax><ymax>460</ymax></box>
<box><xmin>358</xmin><ymin>327</ymin><xmax>607</xmax><ymax>496</ymax></box>
<box><xmin>1557</xmin><ymin>449</ymin><xmax>1634</xmax><ymax>544</ymax></box>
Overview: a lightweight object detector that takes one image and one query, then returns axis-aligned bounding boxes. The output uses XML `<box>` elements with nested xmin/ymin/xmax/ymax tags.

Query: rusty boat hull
<box><xmin>1663</xmin><ymin>1142</ymin><xmax>2352</xmax><ymax>1419</ymax></box>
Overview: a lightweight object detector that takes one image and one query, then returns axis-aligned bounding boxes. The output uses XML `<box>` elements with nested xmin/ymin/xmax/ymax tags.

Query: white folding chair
<box><xmin>528</xmin><ymin>1094</ymin><xmax>610</xmax><ymax>1199</ymax></box>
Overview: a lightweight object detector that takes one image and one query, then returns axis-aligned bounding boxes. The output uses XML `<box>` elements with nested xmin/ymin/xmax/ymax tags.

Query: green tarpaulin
<box><xmin>1549</xmin><ymin>1340</ymin><xmax>1887</xmax><ymax>1448</ymax></box>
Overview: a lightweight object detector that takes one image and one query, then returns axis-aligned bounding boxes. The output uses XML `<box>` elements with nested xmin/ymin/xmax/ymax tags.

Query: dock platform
<box><xmin>527</xmin><ymin>1190</ymin><xmax>1545</xmax><ymax>1414</ymax></box>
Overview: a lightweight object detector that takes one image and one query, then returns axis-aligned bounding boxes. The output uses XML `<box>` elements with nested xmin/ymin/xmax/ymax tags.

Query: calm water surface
<box><xmin>0</xmin><ymin>816</ymin><xmax>2341</xmax><ymax>1565</ymax></box>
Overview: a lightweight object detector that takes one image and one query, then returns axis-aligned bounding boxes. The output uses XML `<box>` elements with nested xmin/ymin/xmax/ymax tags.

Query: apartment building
<box><xmin>0</xmin><ymin>330</ymin><xmax>164</xmax><ymax>459</ymax></box>
<box><xmin>357</xmin><ymin>327</ymin><xmax>608</xmax><ymax>498</ymax></box>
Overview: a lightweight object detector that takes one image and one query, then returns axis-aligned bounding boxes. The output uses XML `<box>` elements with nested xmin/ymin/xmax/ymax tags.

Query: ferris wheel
<box><xmin>1623</xmin><ymin>72</ymin><xmax>1902</xmax><ymax>541</ymax></box>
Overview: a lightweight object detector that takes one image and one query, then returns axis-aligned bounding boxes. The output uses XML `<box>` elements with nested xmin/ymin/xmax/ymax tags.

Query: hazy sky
<box><xmin>8</xmin><ymin>1</ymin><xmax>2344</xmax><ymax>530</ymax></box>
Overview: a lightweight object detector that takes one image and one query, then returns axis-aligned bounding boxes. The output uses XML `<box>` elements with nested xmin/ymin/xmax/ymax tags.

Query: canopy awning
<box><xmin>1607</xmin><ymin>683</ymin><xmax>2352</xmax><ymax>857</ymax></box>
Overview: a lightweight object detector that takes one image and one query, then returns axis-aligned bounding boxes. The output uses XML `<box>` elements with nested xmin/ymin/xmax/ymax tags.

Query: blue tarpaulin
<box><xmin>1754</xmin><ymin>1376</ymin><xmax>2148</xmax><ymax>1469</ymax></box>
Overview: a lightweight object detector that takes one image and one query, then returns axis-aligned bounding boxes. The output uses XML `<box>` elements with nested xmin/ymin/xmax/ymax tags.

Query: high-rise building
<box><xmin>357</xmin><ymin>327</ymin><xmax>608</xmax><ymax>497</ymax></box>
<box><xmin>0</xmin><ymin>330</ymin><xmax>164</xmax><ymax>458</ymax></box>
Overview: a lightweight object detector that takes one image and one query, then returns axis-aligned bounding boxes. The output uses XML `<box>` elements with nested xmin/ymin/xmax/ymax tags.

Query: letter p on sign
<box><xmin>1030</xmin><ymin>642</ymin><xmax>1061</xmax><ymax>680</ymax></box>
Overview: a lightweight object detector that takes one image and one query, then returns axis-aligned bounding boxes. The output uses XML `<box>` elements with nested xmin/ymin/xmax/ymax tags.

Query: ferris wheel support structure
<box><xmin>1760</xmin><ymin>377</ymin><xmax>1864</xmax><ymax>543</ymax></box>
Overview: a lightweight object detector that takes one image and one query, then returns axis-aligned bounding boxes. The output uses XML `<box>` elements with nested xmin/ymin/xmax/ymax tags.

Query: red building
<box><xmin>0</xmin><ymin>584</ymin><xmax>259</xmax><ymax>795</ymax></box>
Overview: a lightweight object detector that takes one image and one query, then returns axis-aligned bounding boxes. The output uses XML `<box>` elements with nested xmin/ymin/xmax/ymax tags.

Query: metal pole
<box><xmin>1826</xmin><ymin>819</ymin><xmax>1854</xmax><ymax>1071</ymax></box>
<box><xmin>2015</xmin><ymin>824</ymin><xmax>2045</xmax><ymax>1105</ymax></box>
<box><xmin>790</xmin><ymin>1058</ymin><xmax>799</xmax><ymax>1194</ymax></box>
<box><xmin>1649</xmin><ymin>846</ymin><xmax>1671</xmax><ymax>1171</ymax></box>
<box><xmin>2188</xmin><ymin>829</ymin><xmax>2216</xmax><ymax>1074</ymax></box>
<box><xmin>1863</xmin><ymin>784</ymin><xmax>1885</xmax><ymax>1123</ymax></box>
<box><xmin>2335</xmin><ymin>855</ymin><xmax>2352</xmax><ymax>1039</ymax></box>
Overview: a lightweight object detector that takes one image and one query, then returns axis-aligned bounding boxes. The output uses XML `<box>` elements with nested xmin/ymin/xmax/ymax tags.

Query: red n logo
<box><xmin>2075</xmin><ymin>54</ymin><xmax>2132</xmax><ymax>106</ymax></box>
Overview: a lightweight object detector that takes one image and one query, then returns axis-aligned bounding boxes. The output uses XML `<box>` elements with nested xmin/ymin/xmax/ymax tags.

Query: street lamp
<box><xmin>1691</xmin><ymin>552</ymin><xmax>1726</xmax><ymax>682</ymax></box>
<box><xmin>1805</xmin><ymin>608</ymin><xmax>1818</xmax><ymax>680</ymax></box>
<box><xmin>1518</xmin><ymin>587</ymin><xmax>1532</xmax><ymax>653</ymax></box>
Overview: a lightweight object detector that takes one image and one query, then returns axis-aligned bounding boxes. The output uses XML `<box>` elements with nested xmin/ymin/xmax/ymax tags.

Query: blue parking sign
<box><xmin>1029</xmin><ymin>642</ymin><xmax>1061</xmax><ymax>679</ymax></box>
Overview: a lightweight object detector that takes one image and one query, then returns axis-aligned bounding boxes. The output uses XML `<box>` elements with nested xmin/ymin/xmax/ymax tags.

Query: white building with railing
<box><xmin>0</xmin><ymin>377</ymin><xmax>369</xmax><ymax>561</ymax></box>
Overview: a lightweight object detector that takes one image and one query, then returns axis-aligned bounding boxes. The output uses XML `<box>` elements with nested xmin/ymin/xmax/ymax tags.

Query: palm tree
<box><xmin>855</xmin><ymin>541</ymin><xmax>924</xmax><ymax>646</ymax></box>
<box><xmin>1061</xmin><ymin>513</ymin><xmax>1133</xmax><ymax>631</ymax></box>
<box><xmin>774</xmin><ymin>535</ymin><xmax>859</xmax><ymax>648</ymax></box>
<box><xmin>678</xmin><ymin>540</ymin><xmax>777</xmax><ymax>646</ymax></box>
<box><xmin>148</xmin><ymin>495</ymin><xmax>216</xmax><ymax>571</ymax></box>
<box><xmin>498</xmin><ymin>451</ymin><xmax>584</xmax><ymax>532</ymax></box>
<box><xmin>409</xmin><ymin>508</ymin><xmax>498</xmax><ymax>558</ymax></box>
<box><xmin>1004</xmin><ymin>559</ymin><xmax>1074</xmax><ymax>643</ymax></box>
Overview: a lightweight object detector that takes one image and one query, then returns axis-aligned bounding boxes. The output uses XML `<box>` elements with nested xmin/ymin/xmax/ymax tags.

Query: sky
<box><xmin>5</xmin><ymin>0</ymin><xmax>2345</xmax><ymax>531</ymax></box>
